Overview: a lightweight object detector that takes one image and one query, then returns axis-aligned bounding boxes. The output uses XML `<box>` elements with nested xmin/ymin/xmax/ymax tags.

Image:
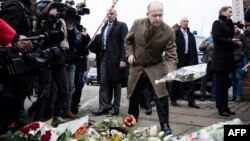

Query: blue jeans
<box><xmin>231</xmin><ymin>67</ymin><xmax>243</xmax><ymax>98</ymax></box>
<box><xmin>63</xmin><ymin>64</ymin><xmax>75</xmax><ymax>111</ymax></box>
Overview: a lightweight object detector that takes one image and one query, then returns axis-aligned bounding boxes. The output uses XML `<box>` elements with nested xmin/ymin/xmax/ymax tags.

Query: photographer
<box><xmin>0</xmin><ymin>18</ymin><xmax>33</xmax><ymax>134</ymax></box>
<box><xmin>1</xmin><ymin>0</ymin><xmax>36</xmax><ymax>129</ymax></box>
<box><xmin>71</xmin><ymin>24</ymin><xmax>90</xmax><ymax>115</ymax></box>
<box><xmin>62</xmin><ymin>9</ymin><xmax>82</xmax><ymax>119</ymax></box>
<box><xmin>28</xmin><ymin>5</ymin><xmax>69</xmax><ymax>123</ymax></box>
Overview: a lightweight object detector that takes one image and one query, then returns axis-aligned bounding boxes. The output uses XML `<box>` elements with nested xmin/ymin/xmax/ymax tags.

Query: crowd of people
<box><xmin>1</xmin><ymin>0</ymin><xmax>250</xmax><ymax>137</ymax></box>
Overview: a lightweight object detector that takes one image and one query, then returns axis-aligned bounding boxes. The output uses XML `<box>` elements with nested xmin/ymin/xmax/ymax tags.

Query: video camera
<box><xmin>6</xmin><ymin>31</ymin><xmax>63</xmax><ymax>74</ymax></box>
<box><xmin>34</xmin><ymin>0</ymin><xmax>90</xmax><ymax>23</ymax></box>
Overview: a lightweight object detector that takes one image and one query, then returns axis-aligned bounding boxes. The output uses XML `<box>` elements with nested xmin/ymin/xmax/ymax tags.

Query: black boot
<box><xmin>226</xmin><ymin>107</ymin><xmax>236</xmax><ymax>115</ymax></box>
<box><xmin>218</xmin><ymin>109</ymin><xmax>230</xmax><ymax>117</ymax></box>
<box><xmin>92</xmin><ymin>109</ymin><xmax>109</xmax><ymax>116</ymax></box>
<box><xmin>145</xmin><ymin>106</ymin><xmax>152</xmax><ymax>115</ymax></box>
<box><xmin>160</xmin><ymin>123</ymin><xmax>172</xmax><ymax>136</ymax></box>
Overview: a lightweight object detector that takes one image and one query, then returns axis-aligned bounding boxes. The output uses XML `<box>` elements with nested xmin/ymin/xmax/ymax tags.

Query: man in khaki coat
<box><xmin>124</xmin><ymin>1</ymin><xmax>178</xmax><ymax>136</ymax></box>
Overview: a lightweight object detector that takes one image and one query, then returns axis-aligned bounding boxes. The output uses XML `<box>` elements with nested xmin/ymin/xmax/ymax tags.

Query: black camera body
<box><xmin>6</xmin><ymin>32</ymin><xmax>63</xmax><ymax>74</ymax></box>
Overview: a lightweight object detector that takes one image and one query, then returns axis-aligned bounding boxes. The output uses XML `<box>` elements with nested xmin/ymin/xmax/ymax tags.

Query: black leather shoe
<box><xmin>226</xmin><ymin>108</ymin><xmax>236</xmax><ymax>115</ymax></box>
<box><xmin>188</xmin><ymin>103</ymin><xmax>200</xmax><ymax>109</ymax></box>
<box><xmin>171</xmin><ymin>101</ymin><xmax>179</xmax><ymax>106</ymax></box>
<box><xmin>92</xmin><ymin>109</ymin><xmax>109</xmax><ymax>116</ymax></box>
<box><xmin>219</xmin><ymin>111</ymin><xmax>230</xmax><ymax>117</ymax></box>
<box><xmin>160</xmin><ymin>123</ymin><xmax>172</xmax><ymax>136</ymax></box>
<box><xmin>146</xmin><ymin>107</ymin><xmax>152</xmax><ymax>115</ymax></box>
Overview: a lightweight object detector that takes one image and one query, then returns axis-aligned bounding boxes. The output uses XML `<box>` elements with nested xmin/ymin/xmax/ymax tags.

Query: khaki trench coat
<box><xmin>125</xmin><ymin>18</ymin><xmax>178</xmax><ymax>99</ymax></box>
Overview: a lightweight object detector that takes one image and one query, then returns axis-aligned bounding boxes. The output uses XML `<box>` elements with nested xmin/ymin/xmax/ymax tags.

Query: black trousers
<box><xmin>200</xmin><ymin>61</ymin><xmax>213</xmax><ymax>97</ymax></box>
<box><xmin>128</xmin><ymin>74</ymin><xmax>169</xmax><ymax>124</ymax></box>
<box><xmin>213</xmin><ymin>71</ymin><xmax>230</xmax><ymax>111</ymax></box>
<box><xmin>170</xmin><ymin>80</ymin><xmax>195</xmax><ymax>104</ymax></box>
<box><xmin>99</xmin><ymin>53</ymin><xmax>122</xmax><ymax>112</ymax></box>
<box><xmin>71</xmin><ymin>69</ymin><xmax>85</xmax><ymax>114</ymax></box>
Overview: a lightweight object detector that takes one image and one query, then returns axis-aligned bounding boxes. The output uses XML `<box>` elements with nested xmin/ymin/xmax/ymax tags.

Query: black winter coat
<box><xmin>75</xmin><ymin>34</ymin><xmax>90</xmax><ymax>71</ymax></box>
<box><xmin>211</xmin><ymin>15</ymin><xmax>235</xmax><ymax>72</ymax></box>
<box><xmin>65</xmin><ymin>27</ymin><xmax>82</xmax><ymax>64</ymax></box>
<box><xmin>1</xmin><ymin>0</ymin><xmax>33</xmax><ymax>36</ymax></box>
<box><xmin>175</xmin><ymin>27</ymin><xmax>198</xmax><ymax>68</ymax></box>
<box><xmin>89</xmin><ymin>19</ymin><xmax>128</xmax><ymax>82</ymax></box>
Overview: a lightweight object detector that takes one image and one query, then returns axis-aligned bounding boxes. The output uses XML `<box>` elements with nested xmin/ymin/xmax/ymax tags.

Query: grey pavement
<box><xmin>24</xmin><ymin>85</ymin><xmax>250</xmax><ymax>136</ymax></box>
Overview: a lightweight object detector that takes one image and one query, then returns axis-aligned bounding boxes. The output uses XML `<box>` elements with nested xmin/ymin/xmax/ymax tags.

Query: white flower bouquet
<box><xmin>155</xmin><ymin>63</ymin><xmax>207</xmax><ymax>84</ymax></box>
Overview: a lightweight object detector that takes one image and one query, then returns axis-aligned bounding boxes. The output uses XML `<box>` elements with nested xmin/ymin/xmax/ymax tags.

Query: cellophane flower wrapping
<box><xmin>155</xmin><ymin>63</ymin><xmax>207</xmax><ymax>84</ymax></box>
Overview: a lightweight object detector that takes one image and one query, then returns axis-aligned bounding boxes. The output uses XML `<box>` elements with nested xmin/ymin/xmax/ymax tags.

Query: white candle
<box><xmin>149</xmin><ymin>124</ymin><xmax>158</xmax><ymax>137</ymax></box>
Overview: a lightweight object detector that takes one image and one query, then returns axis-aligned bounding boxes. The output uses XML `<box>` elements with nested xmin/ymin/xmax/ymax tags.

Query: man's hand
<box><xmin>16</xmin><ymin>35</ymin><xmax>33</xmax><ymax>52</ymax></box>
<box><xmin>119</xmin><ymin>61</ymin><xmax>126</xmax><ymax>69</ymax></box>
<box><xmin>81</xmin><ymin>27</ymin><xmax>88</xmax><ymax>36</ymax></box>
<box><xmin>128</xmin><ymin>55</ymin><xmax>137</xmax><ymax>64</ymax></box>
<box><xmin>165</xmin><ymin>73</ymin><xmax>175</xmax><ymax>83</ymax></box>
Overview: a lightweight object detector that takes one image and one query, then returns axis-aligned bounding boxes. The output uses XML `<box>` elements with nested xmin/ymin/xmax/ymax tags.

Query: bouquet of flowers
<box><xmin>0</xmin><ymin>122</ymin><xmax>57</xmax><ymax>141</ymax></box>
<box><xmin>155</xmin><ymin>63</ymin><xmax>207</xmax><ymax>84</ymax></box>
<box><xmin>169</xmin><ymin>118</ymin><xmax>242</xmax><ymax>141</ymax></box>
<box><xmin>122</xmin><ymin>115</ymin><xmax>137</xmax><ymax>128</ymax></box>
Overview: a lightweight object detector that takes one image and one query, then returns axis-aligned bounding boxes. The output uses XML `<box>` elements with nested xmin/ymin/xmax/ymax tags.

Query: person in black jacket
<box><xmin>170</xmin><ymin>17</ymin><xmax>200</xmax><ymax>109</ymax></box>
<box><xmin>71</xmin><ymin>24</ymin><xmax>90</xmax><ymax>115</ymax></box>
<box><xmin>0</xmin><ymin>17</ymin><xmax>33</xmax><ymax>135</ymax></box>
<box><xmin>211</xmin><ymin>6</ymin><xmax>242</xmax><ymax>117</ymax></box>
<box><xmin>230</xmin><ymin>24</ymin><xmax>249</xmax><ymax>102</ymax></box>
<box><xmin>62</xmin><ymin>12</ymin><xmax>82</xmax><ymax>119</ymax></box>
<box><xmin>1</xmin><ymin>0</ymin><xmax>36</xmax><ymax>128</ymax></box>
<box><xmin>89</xmin><ymin>8</ymin><xmax>128</xmax><ymax>116</ymax></box>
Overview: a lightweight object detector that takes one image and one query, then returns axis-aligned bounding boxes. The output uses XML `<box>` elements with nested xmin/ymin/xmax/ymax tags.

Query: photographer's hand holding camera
<box><xmin>15</xmin><ymin>35</ymin><xmax>33</xmax><ymax>51</ymax></box>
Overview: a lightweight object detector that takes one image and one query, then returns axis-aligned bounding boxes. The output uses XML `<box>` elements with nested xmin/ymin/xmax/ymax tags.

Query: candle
<box><xmin>149</xmin><ymin>124</ymin><xmax>158</xmax><ymax>137</ymax></box>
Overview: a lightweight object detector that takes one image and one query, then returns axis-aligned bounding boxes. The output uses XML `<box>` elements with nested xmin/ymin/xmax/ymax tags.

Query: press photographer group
<box><xmin>1</xmin><ymin>0</ymin><xmax>90</xmax><ymax>74</ymax></box>
<box><xmin>0</xmin><ymin>0</ymin><xmax>91</xmax><ymax>134</ymax></box>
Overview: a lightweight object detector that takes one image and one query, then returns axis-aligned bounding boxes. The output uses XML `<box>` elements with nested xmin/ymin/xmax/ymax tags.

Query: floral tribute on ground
<box><xmin>0</xmin><ymin>115</ymin><xmax>242</xmax><ymax>141</ymax></box>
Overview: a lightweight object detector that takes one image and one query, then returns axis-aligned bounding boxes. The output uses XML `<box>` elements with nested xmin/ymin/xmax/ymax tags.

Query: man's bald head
<box><xmin>147</xmin><ymin>1</ymin><xmax>164</xmax><ymax>12</ymax></box>
<box><xmin>180</xmin><ymin>17</ymin><xmax>189</xmax><ymax>29</ymax></box>
<box><xmin>106</xmin><ymin>8</ymin><xmax>117</xmax><ymax>22</ymax></box>
<box><xmin>147</xmin><ymin>1</ymin><xmax>164</xmax><ymax>27</ymax></box>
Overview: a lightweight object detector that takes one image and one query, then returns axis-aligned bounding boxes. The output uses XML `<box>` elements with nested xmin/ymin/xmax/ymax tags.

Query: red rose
<box><xmin>20</xmin><ymin>126</ymin><xmax>30</xmax><ymax>134</ymax></box>
<box><xmin>41</xmin><ymin>130</ymin><xmax>51</xmax><ymax>141</ymax></box>
<box><xmin>20</xmin><ymin>122</ymin><xmax>40</xmax><ymax>134</ymax></box>
<box><xmin>29</xmin><ymin>122</ymin><xmax>40</xmax><ymax>130</ymax></box>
